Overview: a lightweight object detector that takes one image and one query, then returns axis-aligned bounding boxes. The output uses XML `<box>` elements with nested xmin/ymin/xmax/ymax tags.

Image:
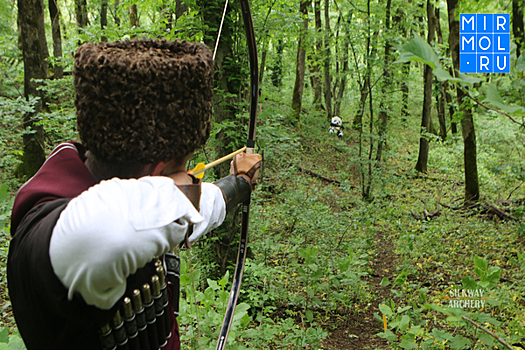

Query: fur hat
<box><xmin>74</xmin><ymin>38</ymin><xmax>214</xmax><ymax>164</ymax></box>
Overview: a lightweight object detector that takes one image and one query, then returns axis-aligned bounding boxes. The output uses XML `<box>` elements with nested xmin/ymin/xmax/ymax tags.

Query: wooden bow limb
<box><xmin>189</xmin><ymin>146</ymin><xmax>247</xmax><ymax>177</ymax></box>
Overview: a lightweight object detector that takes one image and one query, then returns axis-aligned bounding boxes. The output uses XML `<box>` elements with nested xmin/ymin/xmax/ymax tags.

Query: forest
<box><xmin>1</xmin><ymin>0</ymin><xmax>525</xmax><ymax>348</ymax></box>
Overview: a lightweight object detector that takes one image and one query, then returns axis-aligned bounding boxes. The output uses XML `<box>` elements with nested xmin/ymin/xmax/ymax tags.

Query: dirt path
<box><xmin>320</xmin><ymin>231</ymin><xmax>395</xmax><ymax>349</ymax></box>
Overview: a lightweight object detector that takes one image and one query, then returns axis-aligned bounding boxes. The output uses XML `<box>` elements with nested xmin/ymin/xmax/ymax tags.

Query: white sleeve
<box><xmin>49</xmin><ymin>176</ymin><xmax>226</xmax><ymax>310</ymax></box>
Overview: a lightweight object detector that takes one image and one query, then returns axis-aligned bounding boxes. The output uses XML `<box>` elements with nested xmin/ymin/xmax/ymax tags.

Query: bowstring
<box><xmin>213</xmin><ymin>0</ymin><xmax>230</xmax><ymax>61</ymax></box>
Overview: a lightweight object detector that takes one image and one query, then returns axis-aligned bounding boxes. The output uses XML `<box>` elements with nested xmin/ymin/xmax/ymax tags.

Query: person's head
<box><xmin>73</xmin><ymin>38</ymin><xmax>214</xmax><ymax>180</ymax></box>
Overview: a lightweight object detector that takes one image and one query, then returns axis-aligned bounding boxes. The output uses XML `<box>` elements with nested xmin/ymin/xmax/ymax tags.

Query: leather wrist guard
<box><xmin>176</xmin><ymin>175</ymin><xmax>201</xmax><ymax>248</ymax></box>
<box><xmin>175</xmin><ymin>175</ymin><xmax>201</xmax><ymax>211</ymax></box>
<box><xmin>213</xmin><ymin>174</ymin><xmax>252</xmax><ymax>213</ymax></box>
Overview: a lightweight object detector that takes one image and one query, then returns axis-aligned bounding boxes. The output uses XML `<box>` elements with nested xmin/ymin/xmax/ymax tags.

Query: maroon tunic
<box><xmin>8</xmin><ymin>142</ymin><xmax>181</xmax><ymax>350</ymax></box>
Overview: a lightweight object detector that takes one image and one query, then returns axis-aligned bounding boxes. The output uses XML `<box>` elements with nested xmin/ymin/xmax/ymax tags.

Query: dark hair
<box><xmin>74</xmin><ymin>38</ymin><xmax>214</xmax><ymax>165</ymax></box>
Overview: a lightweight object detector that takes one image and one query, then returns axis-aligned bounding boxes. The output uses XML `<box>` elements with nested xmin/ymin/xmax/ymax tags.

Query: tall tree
<box><xmin>375</xmin><ymin>0</ymin><xmax>393</xmax><ymax>163</ymax></box>
<box><xmin>291</xmin><ymin>1</ymin><xmax>309</xmax><ymax>123</ymax></box>
<box><xmin>75</xmin><ymin>0</ymin><xmax>89</xmax><ymax>28</ymax></box>
<box><xmin>309</xmin><ymin>0</ymin><xmax>323</xmax><ymax>108</ymax></box>
<box><xmin>333</xmin><ymin>11</ymin><xmax>350</xmax><ymax>117</ymax></box>
<box><xmin>48</xmin><ymin>0</ymin><xmax>64</xmax><ymax>78</ymax></box>
<box><xmin>100</xmin><ymin>0</ymin><xmax>108</xmax><ymax>41</ymax></box>
<box><xmin>322</xmin><ymin>0</ymin><xmax>333</xmax><ymax>118</ymax></box>
<box><xmin>435</xmin><ymin>7</ymin><xmax>447</xmax><ymax>140</ymax></box>
<box><xmin>415</xmin><ymin>0</ymin><xmax>435</xmax><ymax>173</ymax></box>
<box><xmin>447</xmin><ymin>0</ymin><xmax>479</xmax><ymax>201</ymax></box>
<box><xmin>513</xmin><ymin>0</ymin><xmax>524</xmax><ymax>57</ymax></box>
<box><xmin>17</xmin><ymin>0</ymin><xmax>48</xmax><ymax>179</ymax></box>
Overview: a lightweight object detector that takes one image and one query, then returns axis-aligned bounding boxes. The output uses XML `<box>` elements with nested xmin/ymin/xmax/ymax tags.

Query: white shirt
<box><xmin>49</xmin><ymin>176</ymin><xmax>226</xmax><ymax>309</ymax></box>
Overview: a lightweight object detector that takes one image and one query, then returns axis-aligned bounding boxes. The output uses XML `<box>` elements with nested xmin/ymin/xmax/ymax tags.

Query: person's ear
<box><xmin>151</xmin><ymin>161</ymin><xmax>170</xmax><ymax>176</ymax></box>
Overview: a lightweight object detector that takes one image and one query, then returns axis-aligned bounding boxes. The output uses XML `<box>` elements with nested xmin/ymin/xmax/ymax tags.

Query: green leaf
<box><xmin>376</xmin><ymin>329</ymin><xmax>397</xmax><ymax>343</ymax></box>
<box><xmin>483</xmin><ymin>266</ymin><xmax>501</xmax><ymax>289</ymax></box>
<box><xmin>479</xmin><ymin>332</ymin><xmax>495</xmax><ymax>347</ymax></box>
<box><xmin>482</xmin><ymin>83</ymin><xmax>525</xmax><ymax>115</ymax></box>
<box><xmin>449</xmin><ymin>335</ymin><xmax>471</xmax><ymax>349</ymax></box>
<box><xmin>393</xmin><ymin>270</ymin><xmax>408</xmax><ymax>286</ymax></box>
<box><xmin>399</xmin><ymin>334</ymin><xmax>418</xmax><ymax>349</ymax></box>
<box><xmin>379</xmin><ymin>304</ymin><xmax>393</xmax><ymax>318</ymax></box>
<box><xmin>305</xmin><ymin>309</ymin><xmax>314</xmax><ymax>323</ymax></box>
<box><xmin>380</xmin><ymin>277</ymin><xmax>390</xmax><ymax>287</ymax></box>
<box><xmin>395</xmin><ymin>34</ymin><xmax>440</xmax><ymax>69</ymax></box>
<box><xmin>431</xmin><ymin>328</ymin><xmax>453</xmax><ymax>343</ymax></box>
<box><xmin>399</xmin><ymin>315</ymin><xmax>410</xmax><ymax>331</ymax></box>
<box><xmin>461</xmin><ymin>276</ymin><xmax>478</xmax><ymax>290</ymax></box>
<box><xmin>0</xmin><ymin>185</ymin><xmax>8</xmax><ymax>202</ymax></box>
<box><xmin>516</xmin><ymin>53</ymin><xmax>525</xmax><ymax>72</ymax></box>
<box><xmin>474</xmin><ymin>255</ymin><xmax>488</xmax><ymax>279</ymax></box>
<box><xmin>0</xmin><ymin>329</ymin><xmax>7</xmax><ymax>343</ymax></box>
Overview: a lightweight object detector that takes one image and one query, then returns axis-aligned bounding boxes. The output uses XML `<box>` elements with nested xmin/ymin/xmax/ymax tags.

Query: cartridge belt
<box><xmin>100</xmin><ymin>257</ymin><xmax>177</xmax><ymax>350</ymax></box>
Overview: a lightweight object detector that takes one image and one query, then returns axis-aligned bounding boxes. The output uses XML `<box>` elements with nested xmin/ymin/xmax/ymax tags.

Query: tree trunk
<box><xmin>271</xmin><ymin>39</ymin><xmax>283</xmax><ymax>88</ymax></box>
<box><xmin>393</xmin><ymin>8</ymin><xmax>410</xmax><ymax>120</ymax></box>
<box><xmin>310</xmin><ymin>0</ymin><xmax>323</xmax><ymax>108</ymax></box>
<box><xmin>353</xmin><ymin>77</ymin><xmax>369</xmax><ymax>130</ymax></box>
<box><xmin>447</xmin><ymin>0</ymin><xmax>479</xmax><ymax>202</ymax></box>
<box><xmin>75</xmin><ymin>0</ymin><xmax>88</xmax><ymax>28</ymax></box>
<box><xmin>114</xmin><ymin>0</ymin><xmax>120</xmax><ymax>26</ymax></box>
<box><xmin>175</xmin><ymin>0</ymin><xmax>188</xmax><ymax>21</ymax></box>
<box><xmin>415</xmin><ymin>0</ymin><xmax>435</xmax><ymax>173</ymax></box>
<box><xmin>513</xmin><ymin>0</ymin><xmax>524</xmax><ymax>57</ymax></box>
<box><xmin>375</xmin><ymin>0</ymin><xmax>392</xmax><ymax>163</ymax></box>
<box><xmin>435</xmin><ymin>8</ymin><xmax>447</xmax><ymax>140</ymax></box>
<box><xmin>17</xmin><ymin>0</ymin><xmax>47</xmax><ymax>180</ymax></box>
<box><xmin>100</xmin><ymin>0</ymin><xmax>108</xmax><ymax>41</ymax></box>
<box><xmin>129</xmin><ymin>4</ymin><xmax>138</xmax><ymax>28</ymax></box>
<box><xmin>323</xmin><ymin>0</ymin><xmax>333</xmax><ymax>118</ymax></box>
<box><xmin>291</xmin><ymin>1</ymin><xmax>308</xmax><ymax>124</ymax></box>
<box><xmin>48</xmin><ymin>0</ymin><xmax>63</xmax><ymax>78</ymax></box>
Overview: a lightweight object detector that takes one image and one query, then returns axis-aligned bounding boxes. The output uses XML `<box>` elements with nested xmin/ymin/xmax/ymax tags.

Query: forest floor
<box><xmin>1</xmin><ymin>108</ymin><xmax>525</xmax><ymax>350</ymax></box>
<box><xmin>320</xmin><ymin>230</ymin><xmax>394</xmax><ymax>349</ymax></box>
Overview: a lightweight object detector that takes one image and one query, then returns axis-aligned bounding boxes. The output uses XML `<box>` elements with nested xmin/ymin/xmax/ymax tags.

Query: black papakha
<box><xmin>74</xmin><ymin>38</ymin><xmax>214</xmax><ymax>164</ymax></box>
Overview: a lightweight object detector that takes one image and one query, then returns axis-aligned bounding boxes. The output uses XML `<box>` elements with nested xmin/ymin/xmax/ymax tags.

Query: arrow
<box><xmin>188</xmin><ymin>146</ymin><xmax>247</xmax><ymax>178</ymax></box>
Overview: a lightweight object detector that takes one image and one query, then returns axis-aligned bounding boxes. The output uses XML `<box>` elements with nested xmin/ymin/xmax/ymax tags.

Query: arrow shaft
<box><xmin>189</xmin><ymin>146</ymin><xmax>247</xmax><ymax>176</ymax></box>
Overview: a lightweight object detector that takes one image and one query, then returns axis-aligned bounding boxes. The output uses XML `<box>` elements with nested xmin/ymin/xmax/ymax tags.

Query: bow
<box><xmin>215</xmin><ymin>1</ymin><xmax>259</xmax><ymax>349</ymax></box>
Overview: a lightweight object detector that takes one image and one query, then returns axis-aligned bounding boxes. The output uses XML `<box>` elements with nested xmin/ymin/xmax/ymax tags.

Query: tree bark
<box><xmin>375</xmin><ymin>0</ymin><xmax>392</xmax><ymax>163</ymax></box>
<box><xmin>129</xmin><ymin>4</ymin><xmax>138</xmax><ymax>28</ymax></box>
<box><xmin>291</xmin><ymin>1</ymin><xmax>309</xmax><ymax>124</ymax></box>
<box><xmin>415</xmin><ymin>0</ymin><xmax>435</xmax><ymax>173</ymax></box>
<box><xmin>310</xmin><ymin>0</ymin><xmax>323</xmax><ymax>108</ymax></box>
<box><xmin>435</xmin><ymin>7</ymin><xmax>447</xmax><ymax>140</ymax></box>
<box><xmin>114</xmin><ymin>0</ymin><xmax>121</xmax><ymax>26</ymax></box>
<box><xmin>48</xmin><ymin>0</ymin><xmax>63</xmax><ymax>78</ymax></box>
<box><xmin>100</xmin><ymin>0</ymin><xmax>108</xmax><ymax>41</ymax></box>
<box><xmin>513</xmin><ymin>0</ymin><xmax>524</xmax><ymax>57</ymax></box>
<box><xmin>447</xmin><ymin>0</ymin><xmax>479</xmax><ymax>202</ymax></box>
<box><xmin>17</xmin><ymin>0</ymin><xmax>47</xmax><ymax>179</ymax></box>
<box><xmin>175</xmin><ymin>0</ymin><xmax>188</xmax><ymax>21</ymax></box>
<box><xmin>75</xmin><ymin>0</ymin><xmax>89</xmax><ymax>28</ymax></box>
<box><xmin>393</xmin><ymin>8</ymin><xmax>410</xmax><ymax>120</ymax></box>
<box><xmin>323</xmin><ymin>0</ymin><xmax>333</xmax><ymax>118</ymax></box>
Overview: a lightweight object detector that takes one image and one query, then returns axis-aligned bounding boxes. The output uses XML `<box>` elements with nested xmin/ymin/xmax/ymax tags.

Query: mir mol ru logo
<box><xmin>460</xmin><ymin>14</ymin><xmax>510</xmax><ymax>73</ymax></box>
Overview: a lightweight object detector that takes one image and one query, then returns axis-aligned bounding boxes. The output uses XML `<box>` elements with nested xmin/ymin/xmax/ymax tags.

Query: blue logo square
<box><xmin>494</xmin><ymin>34</ymin><xmax>510</xmax><ymax>52</ymax></box>
<box><xmin>476</xmin><ymin>34</ymin><xmax>493</xmax><ymax>52</ymax></box>
<box><xmin>494</xmin><ymin>14</ymin><xmax>510</xmax><ymax>32</ymax></box>
<box><xmin>476</xmin><ymin>14</ymin><xmax>493</xmax><ymax>33</ymax></box>
<box><xmin>460</xmin><ymin>54</ymin><xmax>476</xmax><ymax>73</ymax></box>
<box><xmin>461</xmin><ymin>35</ymin><xmax>476</xmax><ymax>52</ymax></box>
<box><xmin>494</xmin><ymin>54</ymin><xmax>510</xmax><ymax>72</ymax></box>
<box><xmin>460</xmin><ymin>14</ymin><xmax>476</xmax><ymax>33</ymax></box>
<box><xmin>477</xmin><ymin>54</ymin><xmax>493</xmax><ymax>72</ymax></box>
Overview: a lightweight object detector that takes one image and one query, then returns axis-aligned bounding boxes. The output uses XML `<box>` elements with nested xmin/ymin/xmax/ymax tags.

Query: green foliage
<box><xmin>0</xmin><ymin>328</ymin><xmax>26</xmax><ymax>350</ymax></box>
